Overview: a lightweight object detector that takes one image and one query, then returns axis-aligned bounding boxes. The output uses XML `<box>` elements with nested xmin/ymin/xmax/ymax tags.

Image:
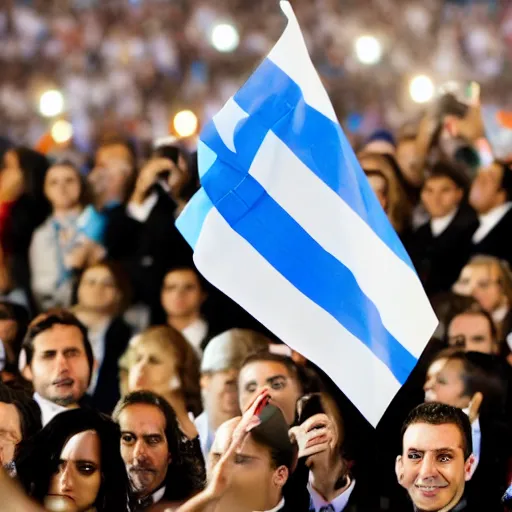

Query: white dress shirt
<box><xmin>430</xmin><ymin>209</ymin><xmax>458</xmax><ymax>237</ymax></box>
<box><xmin>126</xmin><ymin>193</ymin><xmax>159</xmax><ymax>223</ymax></box>
<box><xmin>182</xmin><ymin>318</ymin><xmax>208</xmax><ymax>355</ymax></box>
<box><xmin>256</xmin><ymin>498</ymin><xmax>285</xmax><ymax>512</ymax></box>
<box><xmin>308</xmin><ymin>476</ymin><xmax>356</xmax><ymax>512</ymax></box>
<box><xmin>152</xmin><ymin>486</ymin><xmax>166</xmax><ymax>505</ymax></box>
<box><xmin>469</xmin><ymin>417</ymin><xmax>481</xmax><ymax>478</ymax></box>
<box><xmin>472</xmin><ymin>202</ymin><xmax>512</xmax><ymax>243</ymax></box>
<box><xmin>33</xmin><ymin>393</ymin><xmax>68</xmax><ymax>427</ymax></box>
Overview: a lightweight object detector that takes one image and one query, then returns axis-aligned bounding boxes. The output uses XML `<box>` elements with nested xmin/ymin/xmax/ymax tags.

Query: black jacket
<box><xmin>407</xmin><ymin>205</ymin><xmax>478</xmax><ymax>296</ymax></box>
<box><xmin>470</xmin><ymin>207</ymin><xmax>512</xmax><ymax>266</ymax></box>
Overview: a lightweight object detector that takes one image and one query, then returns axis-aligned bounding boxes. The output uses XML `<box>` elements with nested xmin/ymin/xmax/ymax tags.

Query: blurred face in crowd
<box><xmin>128</xmin><ymin>338</ymin><xmax>179</xmax><ymax>398</ymax></box>
<box><xmin>0</xmin><ymin>402</ymin><xmax>21</xmax><ymax>469</ymax></box>
<box><xmin>453</xmin><ymin>263</ymin><xmax>506</xmax><ymax>313</ymax></box>
<box><xmin>423</xmin><ymin>357</ymin><xmax>450</xmax><ymax>402</ymax></box>
<box><xmin>397</xmin><ymin>138</ymin><xmax>423</xmax><ymax>187</ymax></box>
<box><xmin>469</xmin><ymin>163</ymin><xmax>506</xmax><ymax>215</ymax></box>
<box><xmin>1</xmin><ymin>150</ymin><xmax>24</xmax><ymax>200</ymax></box>
<box><xmin>161</xmin><ymin>269</ymin><xmax>206</xmax><ymax>321</ymax></box>
<box><xmin>366</xmin><ymin>172</ymin><xmax>389</xmax><ymax>211</ymax></box>
<box><xmin>78</xmin><ymin>265</ymin><xmax>120</xmax><ymax>315</ymax></box>
<box><xmin>424</xmin><ymin>359</ymin><xmax>470</xmax><ymax>410</ymax></box>
<box><xmin>421</xmin><ymin>176</ymin><xmax>463</xmax><ymax>219</ymax></box>
<box><xmin>201</xmin><ymin>369</ymin><xmax>240</xmax><ymax>430</ymax></box>
<box><xmin>26</xmin><ymin>325</ymin><xmax>91</xmax><ymax>406</ymax></box>
<box><xmin>448</xmin><ymin>313</ymin><xmax>497</xmax><ymax>355</ymax></box>
<box><xmin>89</xmin><ymin>143</ymin><xmax>134</xmax><ymax>204</ymax></box>
<box><xmin>47</xmin><ymin>430</ymin><xmax>101</xmax><ymax>512</ymax></box>
<box><xmin>397</xmin><ymin>422</ymin><xmax>473</xmax><ymax>512</ymax></box>
<box><xmin>118</xmin><ymin>404</ymin><xmax>170</xmax><ymax>498</ymax></box>
<box><xmin>209</xmin><ymin>418</ymin><xmax>288</xmax><ymax>512</ymax></box>
<box><xmin>44</xmin><ymin>164</ymin><xmax>82</xmax><ymax>212</ymax></box>
<box><xmin>239</xmin><ymin>360</ymin><xmax>302</xmax><ymax>426</ymax></box>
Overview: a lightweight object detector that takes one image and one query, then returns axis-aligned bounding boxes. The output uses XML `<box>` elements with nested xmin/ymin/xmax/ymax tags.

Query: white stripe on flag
<box><xmin>267</xmin><ymin>1</ymin><xmax>337</xmax><ymax>123</ymax></box>
<box><xmin>247</xmin><ymin>130</ymin><xmax>437</xmax><ymax>358</ymax></box>
<box><xmin>194</xmin><ymin>208</ymin><xmax>401</xmax><ymax>427</ymax></box>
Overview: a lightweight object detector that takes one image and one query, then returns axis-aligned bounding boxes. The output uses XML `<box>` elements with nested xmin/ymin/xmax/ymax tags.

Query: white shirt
<box><xmin>87</xmin><ymin>322</ymin><xmax>109</xmax><ymax>393</ymax></box>
<box><xmin>430</xmin><ymin>209</ymin><xmax>458</xmax><ymax>237</ymax></box>
<box><xmin>308</xmin><ymin>476</ymin><xmax>356</xmax><ymax>512</ymax></box>
<box><xmin>33</xmin><ymin>392</ymin><xmax>68</xmax><ymax>427</ymax></box>
<box><xmin>469</xmin><ymin>417</ymin><xmax>481</xmax><ymax>478</ymax></box>
<box><xmin>152</xmin><ymin>486</ymin><xmax>166</xmax><ymax>505</ymax></box>
<box><xmin>472</xmin><ymin>202</ymin><xmax>512</xmax><ymax>243</ymax></box>
<box><xmin>255</xmin><ymin>498</ymin><xmax>285</xmax><ymax>512</ymax></box>
<box><xmin>127</xmin><ymin>193</ymin><xmax>159</xmax><ymax>223</ymax></box>
<box><xmin>182</xmin><ymin>318</ymin><xmax>208</xmax><ymax>355</ymax></box>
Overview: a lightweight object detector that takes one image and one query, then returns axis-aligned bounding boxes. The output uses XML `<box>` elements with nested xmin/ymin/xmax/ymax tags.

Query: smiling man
<box><xmin>396</xmin><ymin>403</ymin><xmax>476</xmax><ymax>512</ymax></box>
<box><xmin>21</xmin><ymin>309</ymin><xmax>93</xmax><ymax>426</ymax></box>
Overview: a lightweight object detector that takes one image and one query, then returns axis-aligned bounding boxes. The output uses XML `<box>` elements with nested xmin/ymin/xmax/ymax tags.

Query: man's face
<box><xmin>160</xmin><ymin>270</ymin><xmax>205</xmax><ymax>320</ymax></box>
<box><xmin>397</xmin><ymin>422</ymin><xmax>473</xmax><ymax>512</ymax></box>
<box><xmin>0</xmin><ymin>402</ymin><xmax>21</xmax><ymax>469</ymax></box>
<box><xmin>421</xmin><ymin>177</ymin><xmax>463</xmax><ymax>219</ymax></box>
<box><xmin>118</xmin><ymin>404</ymin><xmax>170</xmax><ymax>498</ymax></box>
<box><xmin>397</xmin><ymin>139</ymin><xmax>423</xmax><ymax>187</ymax></box>
<box><xmin>469</xmin><ymin>164</ymin><xmax>505</xmax><ymax>214</ymax></box>
<box><xmin>239</xmin><ymin>361</ymin><xmax>301</xmax><ymax>426</ymax></box>
<box><xmin>201</xmin><ymin>369</ymin><xmax>240</xmax><ymax>427</ymax></box>
<box><xmin>209</xmin><ymin>419</ymin><xmax>286</xmax><ymax>512</ymax></box>
<box><xmin>27</xmin><ymin>325</ymin><xmax>91</xmax><ymax>406</ymax></box>
<box><xmin>448</xmin><ymin>313</ymin><xmax>496</xmax><ymax>354</ymax></box>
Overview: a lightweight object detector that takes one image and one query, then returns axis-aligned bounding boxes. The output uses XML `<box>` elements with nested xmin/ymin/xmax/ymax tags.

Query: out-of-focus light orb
<box><xmin>410</xmin><ymin>75</ymin><xmax>435</xmax><ymax>104</ymax></box>
<box><xmin>51</xmin><ymin>120</ymin><xmax>73</xmax><ymax>144</ymax></box>
<box><xmin>173</xmin><ymin>110</ymin><xmax>198</xmax><ymax>137</ymax></box>
<box><xmin>211</xmin><ymin>23</ymin><xmax>240</xmax><ymax>53</ymax></box>
<box><xmin>39</xmin><ymin>90</ymin><xmax>65</xmax><ymax>117</ymax></box>
<box><xmin>355</xmin><ymin>35</ymin><xmax>382</xmax><ymax>65</ymax></box>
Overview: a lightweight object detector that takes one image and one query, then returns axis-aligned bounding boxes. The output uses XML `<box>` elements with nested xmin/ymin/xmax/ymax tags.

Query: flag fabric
<box><xmin>176</xmin><ymin>1</ymin><xmax>438</xmax><ymax>426</ymax></box>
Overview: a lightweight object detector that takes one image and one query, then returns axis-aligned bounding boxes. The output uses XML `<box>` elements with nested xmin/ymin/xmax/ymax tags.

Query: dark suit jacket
<box><xmin>470</xmin><ymin>207</ymin><xmax>512</xmax><ymax>266</ymax></box>
<box><xmin>407</xmin><ymin>205</ymin><xmax>478</xmax><ymax>296</ymax></box>
<box><xmin>90</xmin><ymin>317</ymin><xmax>132</xmax><ymax>414</ymax></box>
<box><xmin>104</xmin><ymin>190</ymin><xmax>193</xmax><ymax>322</ymax></box>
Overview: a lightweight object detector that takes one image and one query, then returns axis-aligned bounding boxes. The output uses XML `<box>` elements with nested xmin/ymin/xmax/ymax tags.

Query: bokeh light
<box><xmin>51</xmin><ymin>120</ymin><xmax>73</xmax><ymax>144</ymax></box>
<box><xmin>355</xmin><ymin>35</ymin><xmax>382</xmax><ymax>65</ymax></box>
<box><xmin>211</xmin><ymin>23</ymin><xmax>240</xmax><ymax>53</ymax></box>
<box><xmin>39</xmin><ymin>90</ymin><xmax>65</xmax><ymax>117</ymax></box>
<box><xmin>173</xmin><ymin>110</ymin><xmax>199</xmax><ymax>137</ymax></box>
<box><xmin>409</xmin><ymin>75</ymin><xmax>435</xmax><ymax>104</ymax></box>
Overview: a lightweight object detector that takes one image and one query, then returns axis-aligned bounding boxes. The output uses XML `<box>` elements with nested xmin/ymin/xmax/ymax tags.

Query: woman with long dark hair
<box><xmin>15</xmin><ymin>408</ymin><xmax>130</xmax><ymax>512</ymax></box>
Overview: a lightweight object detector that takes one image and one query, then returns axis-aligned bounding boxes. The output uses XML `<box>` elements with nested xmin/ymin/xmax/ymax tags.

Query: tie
<box><xmin>319</xmin><ymin>506</ymin><xmax>335</xmax><ymax>512</ymax></box>
<box><xmin>135</xmin><ymin>495</ymin><xmax>153</xmax><ymax>511</ymax></box>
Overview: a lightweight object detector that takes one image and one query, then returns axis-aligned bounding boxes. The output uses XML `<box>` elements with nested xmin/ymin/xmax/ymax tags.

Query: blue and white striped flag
<box><xmin>177</xmin><ymin>1</ymin><xmax>437</xmax><ymax>426</ymax></box>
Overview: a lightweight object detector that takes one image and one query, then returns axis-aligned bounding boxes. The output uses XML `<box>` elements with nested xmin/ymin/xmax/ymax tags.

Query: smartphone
<box><xmin>297</xmin><ymin>393</ymin><xmax>324</xmax><ymax>424</ymax></box>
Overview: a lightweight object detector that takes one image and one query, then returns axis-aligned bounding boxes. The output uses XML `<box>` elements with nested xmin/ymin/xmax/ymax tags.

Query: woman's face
<box><xmin>423</xmin><ymin>359</ymin><xmax>469</xmax><ymax>409</ymax></box>
<box><xmin>44</xmin><ymin>165</ymin><xmax>82</xmax><ymax>211</ymax></box>
<box><xmin>161</xmin><ymin>269</ymin><xmax>205</xmax><ymax>319</ymax></box>
<box><xmin>47</xmin><ymin>430</ymin><xmax>102</xmax><ymax>512</ymax></box>
<box><xmin>453</xmin><ymin>264</ymin><xmax>505</xmax><ymax>313</ymax></box>
<box><xmin>77</xmin><ymin>266</ymin><xmax>120</xmax><ymax>314</ymax></box>
<box><xmin>128</xmin><ymin>339</ymin><xmax>179</xmax><ymax>397</ymax></box>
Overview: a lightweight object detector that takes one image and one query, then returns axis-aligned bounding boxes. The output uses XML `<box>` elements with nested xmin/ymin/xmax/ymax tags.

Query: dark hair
<box><xmin>0</xmin><ymin>381</ymin><xmax>41</xmax><ymax>446</ymax></box>
<box><xmin>12</xmin><ymin>147</ymin><xmax>49</xmax><ymax>202</ymax></box>
<box><xmin>96</xmin><ymin>136</ymin><xmax>137</xmax><ymax>169</ymax></box>
<box><xmin>496</xmin><ymin>160</ymin><xmax>512</xmax><ymax>203</ymax></box>
<box><xmin>162</xmin><ymin>265</ymin><xmax>208</xmax><ymax>294</ymax></box>
<box><xmin>425</xmin><ymin>160</ymin><xmax>469</xmax><ymax>191</ymax></box>
<box><xmin>402</xmin><ymin>403</ymin><xmax>473</xmax><ymax>460</ymax></box>
<box><xmin>0</xmin><ymin>301</ymin><xmax>29</xmax><ymax>359</ymax></box>
<box><xmin>447</xmin><ymin>304</ymin><xmax>498</xmax><ymax>344</ymax></box>
<box><xmin>113</xmin><ymin>391</ymin><xmax>205</xmax><ymax>501</ymax></box>
<box><xmin>15</xmin><ymin>409</ymin><xmax>130</xmax><ymax>511</ymax></box>
<box><xmin>22</xmin><ymin>309</ymin><xmax>93</xmax><ymax>379</ymax></box>
<box><xmin>79</xmin><ymin>260</ymin><xmax>133</xmax><ymax>314</ymax></box>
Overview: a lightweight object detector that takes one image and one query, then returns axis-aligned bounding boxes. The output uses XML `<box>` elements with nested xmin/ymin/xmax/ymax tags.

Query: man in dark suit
<box><xmin>407</xmin><ymin>162</ymin><xmax>478</xmax><ymax>297</ymax></box>
<box><xmin>469</xmin><ymin>161</ymin><xmax>512</xmax><ymax>265</ymax></box>
<box><xmin>396</xmin><ymin>403</ymin><xmax>477</xmax><ymax>512</ymax></box>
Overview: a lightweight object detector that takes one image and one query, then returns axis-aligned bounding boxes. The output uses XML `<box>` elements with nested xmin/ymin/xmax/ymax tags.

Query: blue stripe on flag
<box><xmin>175</xmin><ymin>188</ymin><xmax>214</xmax><ymax>250</ymax></box>
<box><xmin>206</xmin><ymin>58</ymin><xmax>414</xmax><ymax>271</ymax></box>
<box><xmin>201</xmin><ymin>155</ymin><xmax>416</xmax><ymax>385</ymax></box>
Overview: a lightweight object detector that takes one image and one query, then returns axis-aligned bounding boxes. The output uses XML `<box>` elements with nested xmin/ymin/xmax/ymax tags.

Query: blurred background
<box><xmin>1</xmin><ymin>0</ymin><xmax>511</xmax><ymax>154</ymax></box>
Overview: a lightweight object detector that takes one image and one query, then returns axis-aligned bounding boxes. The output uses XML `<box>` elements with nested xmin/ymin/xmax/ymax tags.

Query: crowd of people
<box><xmin>1</xmin><ymin>1</ymin><xmax>512</xmax><ymax>512</ymax></box>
